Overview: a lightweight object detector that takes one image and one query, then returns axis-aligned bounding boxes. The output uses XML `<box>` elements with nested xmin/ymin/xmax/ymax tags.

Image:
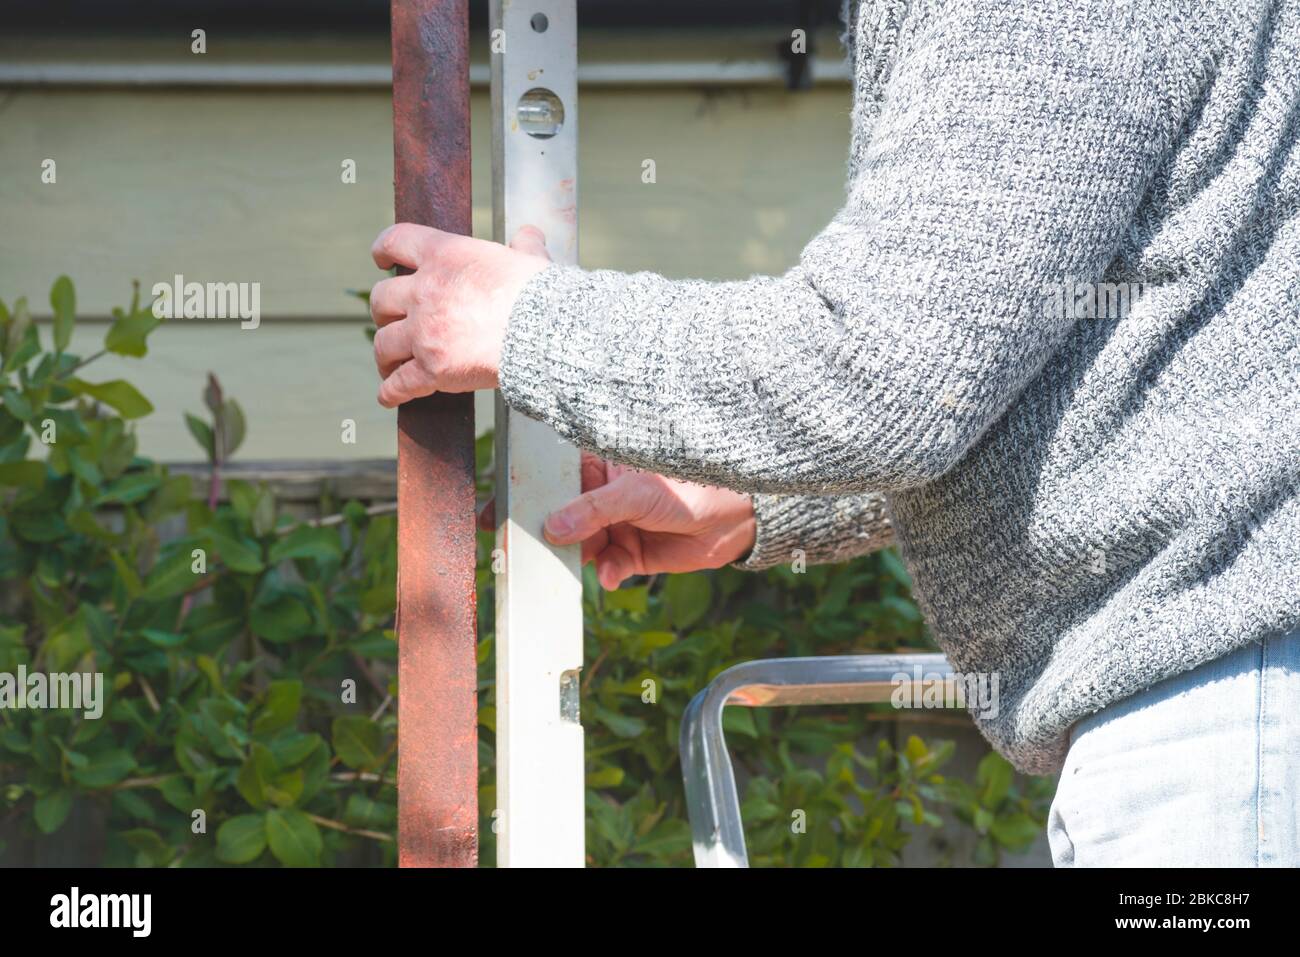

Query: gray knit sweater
<box><xmin>499</xmin><ymin>0</ymin><xmax>1300</xmax><ymax>774</ymax></box>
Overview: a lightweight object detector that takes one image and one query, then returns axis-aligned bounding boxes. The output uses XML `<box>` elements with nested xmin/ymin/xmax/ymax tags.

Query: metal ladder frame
<box><xmin>680</xmin><ymin>653</ymin><xmax>958</xmax><ymax>867</ymax></box>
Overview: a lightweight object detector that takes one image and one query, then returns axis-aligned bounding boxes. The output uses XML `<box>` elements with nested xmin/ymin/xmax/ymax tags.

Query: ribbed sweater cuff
<box><xmin>732</xmin><ymin>493</ymin><xmax>808</xmax><ymax>571</ymax></box>
<box><xmin>733</xmin><ymin>491</ymin><xmax>895</xmax><ymax>571</ymax></box>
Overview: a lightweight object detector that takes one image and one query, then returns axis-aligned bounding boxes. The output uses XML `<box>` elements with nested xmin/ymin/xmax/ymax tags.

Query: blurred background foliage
<box><xmin>0</xmin><ymin>279</ymin><xmax>1051</xmax><ymax>867</ymax></box>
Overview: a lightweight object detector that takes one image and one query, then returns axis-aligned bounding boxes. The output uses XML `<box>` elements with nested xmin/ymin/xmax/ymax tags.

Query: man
<box><xmin>368</xmin><ymin>0</ymin><xmax>1299</xmax><ymax>865</ymax></box>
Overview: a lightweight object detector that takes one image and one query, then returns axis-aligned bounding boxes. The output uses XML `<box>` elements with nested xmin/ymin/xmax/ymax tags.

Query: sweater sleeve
<box><xmin>498</xmin><ymin>1</ymin><xmax>1188</xmax><ymax>495</ymax></box>
<box><xmin>732</xmin><ymin>491</ymin><xmax>894</xmax><ymax>571</ymax></box>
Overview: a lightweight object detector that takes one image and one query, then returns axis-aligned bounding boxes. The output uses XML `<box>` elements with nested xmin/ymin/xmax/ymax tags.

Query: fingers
<box><xmin>377</xmin><ymin>360</ymin><xmax>434</xmax><ymax>409</ymax></box>
<box><xmin>479</xmin><ymin>494</ymin><xmax>608</xmax><ymax>558</ymax></box>
<box><xmin>580</xmin><ymin>527</ymin><xmax>611</xmax><ymax>565</ymax></box>
<box><xmin>594</xmin><ymin>544</ymin><xmax>636</xmax><ymax>591</ymax></box>
<box><xmin>368</xmin><ymin>275</ymin><xmax>412</xmax><ymax>327</ymax></box>
<box><xmin>543</xmin><ymin>476</ymin><xmax>656</xmax><ymax>546</ymax></box>
<box><xmin>371</xmin><ymin>223</ymin><xmax>446</xmax><ymax>271</ymax></box>
<box><xmin>508</xmin><ymin>225</ymin><xmax>550</xmax><ymax>260</ymax></box>
<box><xmin>579</xmin><ymin>452</ymin><xmax>609</xmax><ymax>492</ymax></box>
<box><xmin>373</xmin><ymin>321</ymin><xmax>413</xmax><ymax>378</ymax></box>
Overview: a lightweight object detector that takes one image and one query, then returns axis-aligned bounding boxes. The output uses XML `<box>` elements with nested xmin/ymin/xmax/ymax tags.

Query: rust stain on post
<box><xmin>391</xmin><ymin>0</ymin><xmax>478</xmax><ymax>868</ymax></box>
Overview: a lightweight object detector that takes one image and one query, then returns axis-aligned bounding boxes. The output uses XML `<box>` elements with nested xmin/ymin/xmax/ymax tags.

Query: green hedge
<box><xmin>0</xmin><ymin>278</ymin><xmax>1051</xmax><ymax>867</ymax></box>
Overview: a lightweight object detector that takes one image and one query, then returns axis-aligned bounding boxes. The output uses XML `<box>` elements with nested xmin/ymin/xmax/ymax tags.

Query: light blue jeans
<box><xmin>1048</xmin><ymin>627</ymin><xmax>1300</xmax><ymax>867</ymax></box>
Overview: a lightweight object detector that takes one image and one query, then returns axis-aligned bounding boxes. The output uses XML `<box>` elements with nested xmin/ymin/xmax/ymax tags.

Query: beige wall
<box><xmin>2</xmin><ymin>81</ymin><xmax>851</xmax><ymax>459</ymax></box>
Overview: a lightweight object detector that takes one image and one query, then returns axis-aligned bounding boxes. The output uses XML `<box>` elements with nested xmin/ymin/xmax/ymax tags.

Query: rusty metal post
<box><xmin>390</xmin><ymin>0</ymin><xmax>478</xmax><ymax>868</ymax></box>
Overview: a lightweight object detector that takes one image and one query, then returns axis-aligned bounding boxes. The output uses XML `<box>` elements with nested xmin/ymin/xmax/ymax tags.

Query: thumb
<box><xmin>544</xmin><ymin>476</ymin><xmax>656</xmax><ymax>545</ymax></box>
<box><xmin>508</xmin><ymin>225</ymin><xmax>550</xmax><ymax>260</ymax></box>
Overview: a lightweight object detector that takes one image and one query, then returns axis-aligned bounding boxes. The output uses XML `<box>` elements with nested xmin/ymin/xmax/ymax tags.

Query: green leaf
<box><xmin>585</xmin><ymin>766</ymin><xmax>625</xmax><ymax>789</ymax></box>
<box><xmin>121</xmin><ymin>828</ymin><xmax>170</xmax><ymax>865</ymax></box>
<box><xmin>0</xmin><ymin>728</ymin><xmax>30</xmax><ymax>755</ymax></box>
<box><xmin>0</xmin><ymin>407</ymin><xmax>24</xmax><ymax>447</ymax></box>
<box><xmin>44</xmin><ymin>612</ymin><xmax>91</xmax><ymax>671</ymax></box>
<box><xmin>236</xmin><ymin>744</ymin><xmax>278</xmax><ymax>809</ymax></box>
<box><xmin>296</xmin><ymin>740</ymin><xmax>331</xmax><ymax>805</ymax></box>
<box><xmin>71</xmin><ymin>749</ymin><xmax>135</xmax><ymax>788</ymax></box>
<box><xmin>264</xmin><ymin>731</ymin><xmax>322</xmax><ymax>769</ymax></box>
<box><xmin>243</xmin><ymin>486</ymin><xmax>278</xmax><ymax>538</ymax></box>
<box><xmin>663</xmin><ymin>573</ymin><xmax>713</xmax><ymax>630</ymax></box>
<box><xmin>331</xmin><ymin>716</ymin><xmax>383</xmax><ymax>770</ymax></box>
<box><xmin>222</xmin><ymin>399</ymin><xmax>246</xmax><ymax>459</ymax></box>
<box><xmin>253</xmin><ymin>680</ymin><xmax>303</xmax><ymax>736</ymax></box>
<box><xmin>104</xmin><ymin>307</ymin><xmax>161</xmax><ymax>358</ymax></box>
<box><xmin>269</xmin><ymin>525</ymin><xmax>343</xmax><ymax>565</ymax></box>
<box><xmin>216</xmin><ymin>814</ymin><xmax>268</xmax><ymax>864</ymax></box>
<box><xmin>880</xmin><ymin>594</ymin><xmax>921</xmax><ymax>623</ymax></box>
<box><xmin>632</xmin><ymin>630</ymin><xmax>676</xmax><ymax>657</ymax></box>
<box><xmin>265</xmin><ymin>808</ymin><xmax>322</xmax><ymax>867</ymax></box>
<box><xmin>156</xmin><ymin>775</ymin><xmax>193</xmax><ymax>813</ymax></box>
<box><xmin>2</xmin><ymin>298</ymin><xmax>40</xmax><ymax>372</ymax></box>
<box><xmin>195</xmin><ymin>654</ymin><xmax>224</xmax><ymax>691</ymax></box>
<box><xmin>34</xmin><ymin>790</ymin><xmax>74</xmax><ymax>834</ymax></box>
<box><xmin>264</xmin><ymin>769</ymin><xmax>304</xmax><ymax>808</ymax></box>
<box><xmin>184</xmin><ymin>413</ymin><xmax>214</xmax><ymax>460</ymax></box>
<box><xmin>343</xmin><ymin>794</ymin><xmax>396</xmax><ymax>830</ymax></box>
<box><xmin>604</xmin><ymin>585</ymin><xmax>648</xmax><ymax>614</ymax></box>
<box><xmin>973</xmin><ymin>835</ymin><xmax>999</xmax><ymax>867</ymax></box>
<box><xmin>990</xmin><ymin>813</ymin><xmax>1041</xmax><ymax>849</ymax></box>
<box><xmin>66</xmin><ymin>378</ymin><xmax>154</xmax><ymax>419</ymax></box>
<box><xmin>142</xmin><ymin>547</ymin><xmax>201</xmax><ymax>601</ymax></box>
<box><xmin>360</xmin><ymin>583</ymin><xmax>396</xmax><ymax>617</ymax></box>
<box><xmin>109</xmin><ymin>549</ymin><xmax>143</xmax><ymax>599</ymax></box>
<box><xmin>250</xmin><ymin>592</ymin><xmax>313</xmax><ymax>644</ymax></box>
<box><xmin>1</xmin><ymin>387</ymin><xmax>33</xmax><ymax>422</ymax></box>
<box><xmin>11</xmin><ymin>510</ymin><xmax>69</xmax><ymax>544</ymax></box>
<box><xmin>97</xmin><ymin>470</ymin><xmax>163</xmax><ymax>506</ymax></box>
<box><xmin>592</xmin><ymin>704</ymin><xmax>647</xmax><ymax>739</ymax></box>
<box><xmin>880</xmin><ymin>548</ymin><xmax>913</xmax><ymax>589</ymax></box>
<box><xmin>226</xmin><ymin>478</ymin><xmax>257</xmax><ymax>515</ymax></box>
<box><xmin>40</xmin><ymin>408</ymin><xmax>89</xmax><ymax>447</ymax></box>
<box><xmin>206</xmin><ymin>528</ymin><xmax>264</xmax><ymax>574</ymax></box>
<box><xmin>58</xmin><ymin>745</ymin><xmax>89</xmax><ymax>769</ymax></box>
<box><xmin>722</xmin><ymin>707</ymin><xmax>759</xmax><ymax>739</ymax></box>
<box><xmin>903</xmin><ymin>734</ymin><xmax>929</xmax><ymax>763</ymax></box>
<box><xmin>50</xmin><ymin>276</ymin><xmax>75</xmax><ymax>353</ymax></box>
<box><xmin>140</xmin><ymin>628</ymin><xmax>185</xmax><ymax>648</ymax></box>
<box><xmin>977</xmin><ymin>752</ymin><xmax>1014</xmax><ymax>807</ymax></box>
<box><xmin>0</xmin><ymin>461</ymin><xmax>46</xmax><ymax>489</ymax></box>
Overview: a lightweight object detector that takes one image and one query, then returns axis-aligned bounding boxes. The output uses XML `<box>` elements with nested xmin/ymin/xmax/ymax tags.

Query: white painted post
<box><xmin>489</xmin><ymin>0</ymin><xmax>585</xmax><ymax>868</ymax></box>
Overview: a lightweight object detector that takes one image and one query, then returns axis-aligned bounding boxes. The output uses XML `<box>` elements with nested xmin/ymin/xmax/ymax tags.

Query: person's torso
<box><xmin>845</xmin><ymin>0</ymin><xmax>1300</xmax><ymax>771</ymax></box>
